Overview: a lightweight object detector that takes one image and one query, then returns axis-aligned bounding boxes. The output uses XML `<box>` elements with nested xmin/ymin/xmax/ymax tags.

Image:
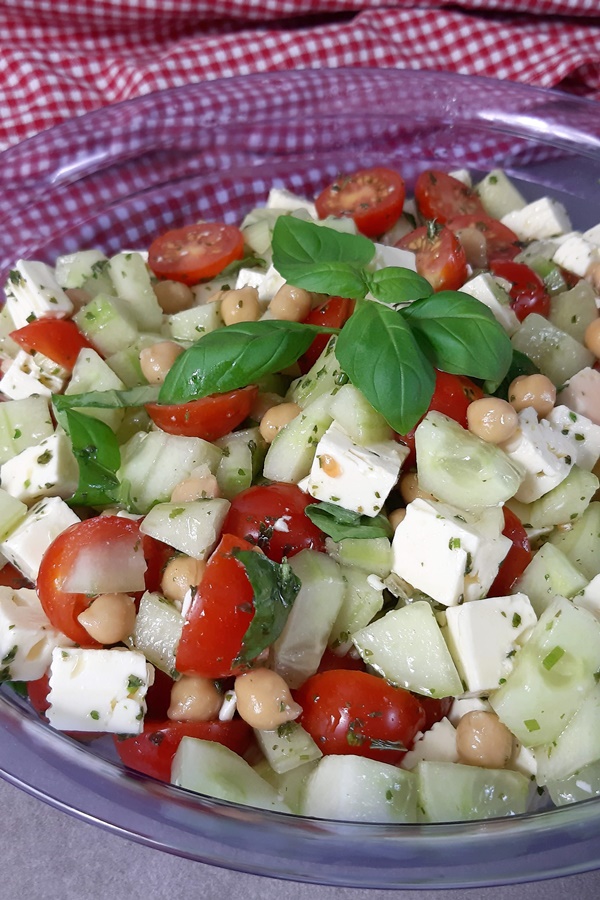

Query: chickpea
<box><xmin>456</xmin><ymin>710</ymin><xmax>513</xmax><ymax>769</ymax></box>
<box><xmin>467</xmin><ymin>397</ymin><xmax>518</xmax><ymax>444</ymax></box>
<box><xmin>161</xmin><ymin>555</ymin><xmax>206</xmax><ymax>606</ymax></box>
<box><xmin>269</xmin><ymin>284</ymin><xmax>313</xmax><ymax>322</ymax></box>
<box><xmin>259</xmin><ymin>402</ymin><xmax>302</xmax><ymax>443</ymax></box>
<box><xmin>508</xmin><ymin>373</ymin><xmax>556</xmax><ymax>417</ymax></box>
<box><xmin>219</xmin><ymin>286</ymin><xmax>261</xmax><ymax>326</ymax></box>
<box><xmin>167</xmin><ymin>674</ymin><xmax>222</xmax><ymax>722</ymax></box>
<box><xmin>234</xmin><ymin>668</ymin><xmax>302</xmax><ymax>730</ymax></box>
<box><xmin>388</xmin><ymin>507</ymin><xmax>406</xmax><ymax>530</ymax></box>
<box><xmin>153</xmin><ymin>279</ymin><xmax>194</xmax><ymax>314</ymax></box>
<box><xmin>139</xmin><ymin>341</ymin><xmax>184</xmax><ymax>385</ymax></box>
<box><xmin>170</xmin><ymin>472</ymin><xmax>220</xmax><ymax>502</ymax></box>
<box><xmin>77</xmin><ymin>592</ymin><xmax>136</xmax><ymax>645</ymax></box>
<box><xmin>399</xmin><ymin>471</ymin><xmax>435</xmax><ymax>505</ymax></box>
<box><xmin>587</xmin><ymin>260</ymin><xmax>600</xmax><ymax>294</ymax></box>
<box><xmin>584</xmin><ymin>317</ymin><xmax>600</xmax><ymax>358</ymax></box>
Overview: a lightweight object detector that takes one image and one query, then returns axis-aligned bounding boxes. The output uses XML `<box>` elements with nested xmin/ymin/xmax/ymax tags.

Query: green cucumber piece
<box><xmin>325</xmin><ymin>536</ymin><xmax>392</xmax><ymax>577</ymax></box>
<box><xmin>215</xmin><ymin>427</ymin><xmax>266</xmax><ymax>500</ymax></box>
<box><xmin>514</xmin><ymin>541</ymin><xmax>587</xmax><ymax>617</ymax></box>
<box><xmin>108</xmin><ymin>252</ymin><xmax>163</xmax><ymax>331</ymax></box>
<box><xmin>535</xmin><ymin>682</ymin><xmax>600</xmax><ymax>785</ymax></box>
<box><xmin>262</xmin><ymin>393</ymin><xmax>333</xmax><ymax>484</ymax></box>
<box><xmin>329</xmin><ymin>383</ymin><xmax>393</xmax><ymax>444</ymax></box>
<box><xmin>417</xmin><ymin>761</ymin><xmax>529</xmax><ymax>822</ymax></box>
<box><xmin>254</xmin><ymin>721</ymin><xmax>322</xmax><ymax>774</ymax></box>
<box><xmin>328</xmin><ymin>565</ymin><xmax>384</xmax><ymax>654</ymax></box>
<box><xmin>55</xmin><ymin>249</ymin><xmax>107</xmax><ymax>289</ymax></box>
<box><xmin>511</xmin><ymin>314</ymin><xmax>595</xmax><ymax>386</ymax></box>
<box><xmin>162</xmin><ymin>302</ymin><xmax>223</xmax><ymax>343</ymax></box>
<box><xmin>64</xmin><ymin>348</ymin><xmax>126</xmax><ymax>431</ymax></box>
<box><xmin>549</xmin><ymin>280</ymin><xmax>598</xmax><ymax>344</ymax></box>
<box><xmin>287</xmin><ymin>337</ymin><xmax>344</xmax><ymax>408</ymax></box>
<box><xmin>0</xmin><ymin>396</ymin><xmax>54</xmax><ymax>465</ymax></box>
<box><xmin>0</xmin><ymin>489</ymin><xmax>27</xmax><ymax>541</ymax></box>
<box><xmin>139</xmin><ymin>499</ymin><xmax>230</xmax><ymax>560</ymax></box>
<box><xmin>74</xmin><ymin>292</ymin><xmax>140</xmax><ymax>356</ymax></box>
<box><xmin>253</xmin><ymin>758</ymin><xmax>317</xmax><ymax>814</ymax></box>
<box><xmin>547</xmin><ymin>501</ymin><xmax>600</xmax><ymax>580</ymax></box>
<box><xmin>129</xmin><ymin>591</ymin><xmax>182</xmax><ymax>678</ymax></box>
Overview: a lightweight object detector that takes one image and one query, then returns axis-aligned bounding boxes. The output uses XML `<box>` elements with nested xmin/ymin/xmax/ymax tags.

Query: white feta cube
<box><xmin>500</xmin><ymin>407</ymin><xmax>573</xmax><ymax>502</ymax></box>
<box><xmin>0</xmin><ymin>349</ymin><xmax>61</xmax><ymax>400</ymax></box>
<box><xmin>459</xmin><ymin>272</ymin><xmax>520</xmax><ymax>335</ymax></box>
<box><xmin>4</xmin><ymin>261</ymin><xmax>74</xmax><ymax>329</ymax></box>
<box><xmin>583</xmin><ymin>223</ymin><xmax>600</xmax><ymax>247</ymax></box>
<box><xmin>444</xmin><ymin>592</ymin><xmax>536</xmax><ymax>694</ymax></box>
<box><xmin>557</xmin><ymin>367</ymin><xmax>600</xmax><ymax>426</ymax></box>
<box><xmin>0</xmin><ymin>587</ymin><xmax>75</xmax><ymax>681</ymax></box>
<box><xmin>552</xmin><ymin>233</ymin><xmax>600</xmax><ymax>278</ymax></box>
<box><xmin>1</xmin><ymin>432</ymin><xmax>79</xmax><ymax>503</ymax></box>
<box><xmin>447</xmin><ymin>695</ymin><xmax>492</xmax><ymax>726</ymax></box>
<box><xmin>545</xmin><ymin>405</ymin><xmax>600</xmax><ymax>471</ymax></box>
<box><xmin>266</xmin><ymin>187</ymin><xmax>317</xmax><ymax>219</ymax></box>
<box><xmin>234</xmin><ymin>267</ymin><xmax>267</xmax><ymax>293</ymax></box>
<box><xmin>47</xmin><ymin>647</ymin><xmax>153</xmax><ymax>733</ymax></box>
<box><xmin>448</xmin><ymin>169</ymin><xmax>472</xmax><ymax>187</ymax></box>
<box><xmin>509</xmin><ymin>740</ymin><xmax>537</xmax><ymax>777</ymax></box>
<box><xmin>391</xmin><ymin>499</ymin><xmax>511</xmax><ymax>606</ymax></box>
<box><xmin>369</xmin><ymin>242</ymin><xmax>417</xmax><ymax>274</ymax></box>
<box><xmin>501</xmin><ymin>197</ymin><xmax>571</xmax><ymax>241</ymax></box>
<box><xmin>401</xmin><ymin>718</ymin><xmax>458</xmax><ymax>770</ymax></box>
<box><xmin>304</xmin><ymin>422</ymin><xmax>407</xmax><ymax>517</ymax></box>
<box><xmin>0</xmin><ymin>497</ymin><xmax>80</xmax><ymax>582</ymax></box>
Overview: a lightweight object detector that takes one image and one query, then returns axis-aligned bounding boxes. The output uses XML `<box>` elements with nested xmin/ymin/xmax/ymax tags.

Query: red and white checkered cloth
<box><xmin>1</xmin><ymin>1</ymin><xmax>599</xmax><ymax>151</ymax></box>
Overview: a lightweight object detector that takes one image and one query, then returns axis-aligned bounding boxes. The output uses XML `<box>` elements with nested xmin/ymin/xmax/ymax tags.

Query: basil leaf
<box><xmin>484</xmin><ymin>349</ymin><xmax>540</xmax><ymax>398</ymax></box>
<box><xmin>305</xmin><ymin>502</ymin><xmax>393</xmax><ymax>541</ymax></box>
<box><xmin>62</xmin><ymin>409</ymin><xmax>120</xmax><ymax>507</ymax></box>
<box><xmin>159</xmin><ymin>320</ymin><xmax>332</xmax><ymax>404</ymax></box>
<box><xmin>401</xmin><ymin>292</ymin><xmax>513</xmax><ymax>382</ymax></box>
<box><xmin>335</xmin><ymin>301</ymin><xmax>436</xmax><ymax>435</ymax></box>
<box><xmin>364</xmin><ymin>267</ymin><xmax>433</xmax><ymax>306</ymax></box>
<box><xmin>233</xmin><ymin>549</ymin><xmax>301</xmax><ymax>664</ymax></box>
<box><xmin>53</xmin><ymin>385</ymin><xmax>160</xmax><ymax>412</ymax></box>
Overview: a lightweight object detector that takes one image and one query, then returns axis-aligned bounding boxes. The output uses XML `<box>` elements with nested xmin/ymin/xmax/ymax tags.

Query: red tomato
<box><xmin>148</xmin><ymin>222</ymin><xmax>245</xmax><ymax>286</ymax></box>
<box><xmin>488</xmin><ymin>259</ymin><xmax>550</xmax><ymax>321</ymax></box>
<box><xmin>488</xmin><ymin>507</ymin><xmax>532</xmax><ymax>598</ymax></box>
<box><xmin>114</xmin><ymin>718</ymin><xmax>253</xmax><ymax>783</ymax></box>
<box><xmin>37</xmin><ymin>516</ymin><xmax>145</xmax><ymax>646</ymax></box>
<box><xmin>317</xmin><ymin>647</ymin><xmax>366</xmax><ymax>674</ymax></box>
<box><xmin>396</xmin><ymin>370</ymin><xmax>484</xmax><ymax>468</ymax></box>
<box><xmin>10</xmin><ymin>319</ymin><xmax>94</xmax><ymax>371</ymax></box>
<box><xmin>414</xmin><ymin>170</ymin><xmax>485</xmax><ymax>224</ymax></box>
<box><xmin>27</xmin><ymin>673</ymin><xmax>51</xmax><ymax>718</ymax></box>
<box><xmin>418</xmin><ymin>695</ymin><xmax>453</xmax><ymax>731</ymax></box>
<box><xmin>296</xmin><ymin>670</ymin><xmax>426</xmax><ymax>765</ymax></box>
<box><xmin>144</xmin><ymin>668</ymin><xmax>178</xmax><ymax>719</ymax></box>
<box><xmin>222</xmin><ymin>483</ymin><xmax>326</xmax><ymax>563</ymax></box>
<box><xmin>447</xmin><ymin>214</ymin><xmax>521</xmax><ymax>264</ymax></box>
<box><xmin>396</xmin><ymin>223</ymin><xmax>468</xmax><ymax>292</ymax></box>
<box><xmin>142</xmin><ymin>534</ymin><xmax>175</xmax><ymax>594</ymax></box>
<box><xmin>146</xmin><ymin>386</ymin><xmax>257</xmax><ymax>441</ymax></box>
<box><xmin>315</xmin><ymin>167</ymin><xmax>405</xmax><ymax>238</ymax></box>
<box><xmin>299</xmin><ymin>296</ymin><xmax>355</xmax><ymax>374</ymax></box>
<box><xmin>175</xmin><ymin>534</ymin><xmax>257</xmax><ymax>678</ymax></box>
<box><xmin>0</xmin><ymin>562</ymin><xmax>31</xmax><ymax>590</ymax></box>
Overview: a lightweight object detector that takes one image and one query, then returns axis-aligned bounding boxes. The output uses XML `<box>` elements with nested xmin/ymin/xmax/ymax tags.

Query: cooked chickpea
<box><xmin>456</xmin><ymin>710</ymin><xmax>513</xmax><ymax>768</ymax></box>
<box><xmin>219</xmin><ymin>286</ymin><xmax>261</xmax><ymax>325</ymax></box>
<box><xmin>588</xmin><ymin>261</ymin><xmax>600</xmax><ymax>294</ymax></box>
<box><xmin>234</xmin><ymin>668</ymin><xmax>302</xmax><ymax>730</ymax></box>
<box><xmin>170</xmin><ymin>472</ymin><xmax>220</xmax><ymax>502</ymax></box>
<box><xmin>467</xmin><ymin>397</ymin><xmax>518</xmax><ymax>444</ymax></box>
<box><xmin>388</xmin><ymin>507</ymin><xmax>406</xmax><ymax>530</ymax></box>
<box><xmin>139</xmin><ymin>341</ymin><xmax>184</xmax><ymax>385</ymax></box>
<box><xmin>584</xmin><ymin>317</ymin><xmax>600</xmax><ymax>358</ymax></box>
<box><xmin>269</xmin><ymin>284</ymin><xmax>313</xmax><ymax>322</ymax></box>
<box><xmin>259</xmin><ymin>402</ymin><xmax>302</xmax><ymax>443</ymax></box>
<box><xmin>161</xmin><ymin>555</ymin><xmax>206</xmax><ymax>606</ymax></box>
<box><xmin>153</xmin><ymin>279</ymin><xmax>194</xmax><ymax>314</ymax></box>
<box><xmin>77</xmin><ymin>592</ymin><xmax>137</xmax><ymax>645</ymax></box>
<box><xmin>508</xmin><ymin>373</ymin><xmax>556</xmax><ymax>417</ymax></box>
<box><xmin>167</xmin><ymin>675</ymin><xmax>222</xmax><ymax>722</ymax></box>
<box><xmin>399</xmin><ymin>471</ymin><xmax>435</xmax><ymax>505</ymax></box>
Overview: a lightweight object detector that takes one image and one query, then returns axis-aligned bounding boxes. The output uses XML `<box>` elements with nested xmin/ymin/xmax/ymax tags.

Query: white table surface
<box><xmin>2</xmin><ymin>777</ymin><xmax>600</xmax><ymax>900</ymax></box>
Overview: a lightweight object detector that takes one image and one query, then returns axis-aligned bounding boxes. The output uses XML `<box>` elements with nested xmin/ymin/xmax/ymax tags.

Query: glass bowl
<box><xmin>1</xmin><ymin>68</ymin><xmax>600</xmax><ymax>889</ymax></box>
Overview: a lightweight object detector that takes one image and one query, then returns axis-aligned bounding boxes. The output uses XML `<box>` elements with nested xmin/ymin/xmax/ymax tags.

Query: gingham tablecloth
<box><xmin>1</xmin><ymin>0</ymin><xmax>599</xmax><ymax>152</ymax></box>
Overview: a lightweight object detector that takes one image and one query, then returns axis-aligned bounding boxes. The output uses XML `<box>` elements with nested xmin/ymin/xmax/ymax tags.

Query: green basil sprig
<box><xmin>305</xmin><ymin>501</ymin><xmax>393</xmax><ymax>541</ymax></box>
<box><xmin>61</xmin><ymin>409</ymin><xmax>121</xmax><ymax>507</ymax></box>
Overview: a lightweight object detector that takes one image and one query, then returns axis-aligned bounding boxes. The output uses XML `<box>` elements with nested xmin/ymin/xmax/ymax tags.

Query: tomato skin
<box><xmin>142</xmin><ymin>534</ymin><xmax>175</xmax><ymax>594</ymax></box>
<box><xmin>317</xmin><ymin>647</ymin><xmax>366</xmax><ymax>674</ymax></box>
<box><xmin>0</xmin><ymin>562</ymin><xmax>31</xmax><ymax>590</ymax></box>
<box><xmin>37</xmin><ymin>516</ymin><xmax>144</xmax><ymax>646</ymax></box>
<box><xmin>418</xmin><ymin>695</ymin><xmax>453</xmax><ymax>731</ymax></box>
<box><xmin>396</xmin><ymin>224</ymin><xmax>468</xmax><ymax>292</ymax></box>
<box><xmin>10</xmin><ymin>319</ymin><xmax>95</xmax><ymax>371</ymax></box>
<box><xmin>295</xmin><ymin>670</ymin><xmax>426</xmax><ymax>765</ymax></box>
<box><xmin>146</xmin><ymin>386</ymin><xmax>257</xmax><ymax>441</ymax></box>
<box><xmin>395</xmin><ymin>370</ymin><xmax>484</xmax><ymax>468</ymax></box>
<box><xmin>488</xmin><ymin>259</ymin><xmax>550</xmax><ymax>321</ymax></box>
<box><xmin>315</xmin><ymin>167</ymin><xmax>405</xmax><ymax>238</ymax></box>
<box><xmin>414</xmin><ymin>170</ymin><xmax>485</xmax><ymax>224</ymax></box>
<box><xmin>114</xmin><ymin>718</ymin><xmax>253</xmax><ymax>783</ymax></box>
<box><xmin>148</xmin><ymin>222</ymin><xmax>245</xmax><ymax>286</ymax></box>
<box><xmin>222</xmin><ymin>483</ymin><xmax>326</xmax><ymax>563</ymax></box>
<box><xmin>488</xmin><ymin>507</ymin><xmax>532</xmax><ymax>598</ymax></box>
<box><xmin>447</xmin><ymin>214</ymin><xmax>521</xmax><ymax>264</ymax></box>
<box><xmin>299</xmin><ymin>296</ymin><xmax>354</xmax><ymax>374</ymax></box>
<box><xmin>175</xmin><ymin>534</ymin><xmax>257</xmax><ymax>679</ymax></box>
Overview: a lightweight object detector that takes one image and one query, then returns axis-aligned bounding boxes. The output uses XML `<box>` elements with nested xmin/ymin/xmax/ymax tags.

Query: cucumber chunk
<box><xmin>547</xmin><ymin>501</ymin><xmax>600</xmax><ymax>580</ymax></box>
<box><xmin>417</xmin><ymin>761</ymin><xmax>529</xmax><ymax>822</ymax></box>
<box><xmin>254</xmin><ymin>721</ymin><xmax>322</xmax><ymax>774</ymax></box>
<box><xmin>514</xmin><ymin>541</ymin><xmax>587</xmax><ymax>617</ymax></box>
<box><xmin>140</xmin><ymin>499</ymin><xmax>230</xmax><ymax>560</ymax></box>
<box><xmin>129</xmin><ymin>591</ymin><xmax>183</xmax><ymax>678</ymax></box>
<box><xmin>511</xmin><ymin>314</ymin><xmax>594</xmax><ymax>386</ymax></box>
<box><xmin>535</xmin><ymin>682</ymin><xmax>600</xmax><ymax>785</ymax></box>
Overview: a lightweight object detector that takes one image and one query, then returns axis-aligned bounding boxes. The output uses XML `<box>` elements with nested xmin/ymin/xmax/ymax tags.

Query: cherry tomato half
<box><xmin>148</xmin><ymin>222</ymin><xmax>245</xmax><ymax>286</ymax></box>
<box><xmin>414</xmin><ymin>170</ymin><xmax>485</xmax><ymax>224</ymax></box>
<box><xmin>175</xmin><ymin>534</ymin><xmax>257</xmax><ymax>679</ymax></box>
<box><xmin>447</xmin><ymin>214</ymin><xmax>521</xmax><ymax>264</ymax></box>
<box><xmin>0</xmin><ymin>562</ymin><xmax>31</xmax><ymax>590</ymax></box>
<box><xmin>488</xmin><ymin>259</ymin><xmax>550</xmax><ymax>322</ymax></box>
<box><xmin>37</xmin><ymin>516</ymin><xmax>145</xmax><ymax>646</ymax></box>
<box><xmin>114</xmin><ymin>718</ymin><xmax>253</xmax><ymax>783</ymax></box>
<box><xmin>488</xmin><ymin>507</ymin><xmax>532</xmax><ymax>598</ymax></box>
<box><xmin>299</xmin><ymin>296</ymin><xmax>355</xmax><ymax>374</ymax></box>
<box><xmin>396</xmin><ymin>223</ymin><xmax>468</xmax><ymax>292</ymax></box>
<box><xmin>146</xmin><ymin>386</ymin><xmax>257</xmax><ymax>441</ymax></box>
<box><xmin>10</xmin><ymin>319</ymin><xmax>95</xmax><ymax>371</ymax></box>
<box><xmin>222</xmin><ymin>483</ymin><xmax>326</xmax><ymax>563</ymax></box>
<box><xmin>395</xmin><ymin>370</ymin><xmax>484</xmax><ymax>468</ymax></box>
<box><xmin>315</xmin><ymin>167</ymin><xmax>405</xmax><ymax>238</ymax></box>
<box><xmin>296</xmin><ymin>670</ymin><xmax>426</xmax><ymax>765</ymax></box>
